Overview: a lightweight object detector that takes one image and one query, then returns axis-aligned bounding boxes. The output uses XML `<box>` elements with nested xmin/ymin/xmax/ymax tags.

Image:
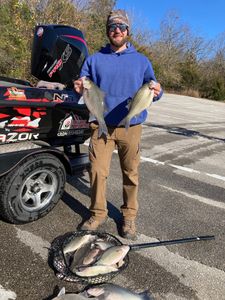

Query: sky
<box><xmin>116</xmin><ymin>0</ymin><xmax>225</xmax><ymax>40</ymax></box>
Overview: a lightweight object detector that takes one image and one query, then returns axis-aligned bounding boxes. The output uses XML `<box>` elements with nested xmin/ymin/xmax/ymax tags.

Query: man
<box><xmin>74</xmin><ymin>9</ymin><xmax>163</xmax><ymax>239</ymax></box>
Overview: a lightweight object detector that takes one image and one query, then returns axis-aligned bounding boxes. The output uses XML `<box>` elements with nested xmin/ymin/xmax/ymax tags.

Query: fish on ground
<box><xmin>63</xmin><ymin>234</ymin><xmax>127</xmax><ymax>278</ymax></box>
<box><xmin>94</xmin><ymin>240</ymin><xmax>115</xmax><ymax>251</ymax></box>
<box><xmin>95</xmin><ymin>245</ymin><xmax>129</xmax><ymax>266</ymax></box>
<box><xmin>82</xmin><ymin>77</ymin><xmax>108</xmax><ymax>138</ymax></box>
<box><xmin>52</xmin><ymin>287</ymin><xmax>89</xmax><ymax>300</ymax></box>
<box><xmin>63</xmin><ymin>234</ymin><xmax>95</xmax><ymax>255</ymax></box>
<box><xmin>75</xmin><ymin>265</ymin><xmax>118</xmax><ymax>277</ymax></box>
<box><xmin>69</xmin><ymin>241</ymin><xmax>95</xmax><ymax>272</ymax></box>
<box><xmin>119</xmin><ymin>81</ymin><xmax>155</xmax><ymax>129</ymax></box>
<box><xmin>82</xmin><ymin>247</ymin><xmax>102</xmax><ymax>265</ymax></box>
<box><xmin>87</xmin><ymin>283</ymin><xmax>152</xmax><ymax>300</ymax></box>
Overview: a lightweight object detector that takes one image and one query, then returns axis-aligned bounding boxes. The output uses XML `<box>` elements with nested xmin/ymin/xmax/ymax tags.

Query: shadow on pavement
<box><xmin>62</xmin><ymin>178</ymin><xmax>123</xmax><ymax>233</ymax></box>
<box><xmin>145</xmin><ymin>122</ymin><xmax>225</xmax><ymax>143</ymax></box>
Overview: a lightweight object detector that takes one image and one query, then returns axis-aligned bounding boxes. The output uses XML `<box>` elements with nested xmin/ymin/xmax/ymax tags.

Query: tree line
<box><xmin>0</xmin><ymin>0</ymin><xmax>224</xmax><ymax>101</ymax></box>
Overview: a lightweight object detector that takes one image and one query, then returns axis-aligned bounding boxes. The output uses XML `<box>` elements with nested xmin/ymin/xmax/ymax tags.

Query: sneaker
<box><xmin>121</xmin><ymin>219</ymin><xmax>137</xmax><ymax>240</ymax></box>
<box><xmin>79</xmin><ymin>216</ymin><xmax>106</xmax><ymax>231</ymax></box>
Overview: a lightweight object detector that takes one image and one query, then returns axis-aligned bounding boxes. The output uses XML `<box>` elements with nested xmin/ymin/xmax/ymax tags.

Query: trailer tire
<box><xmin>0</xmin><ymin>153</ymin><xmax>66</xmax><ymax>224</ymax></box>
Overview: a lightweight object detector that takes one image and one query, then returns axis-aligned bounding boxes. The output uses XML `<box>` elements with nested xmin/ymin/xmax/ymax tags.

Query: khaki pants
<box><xmin>88</xmin><ymin>123</ymin><xmax>142</xmax><ymax>221</ymax></box>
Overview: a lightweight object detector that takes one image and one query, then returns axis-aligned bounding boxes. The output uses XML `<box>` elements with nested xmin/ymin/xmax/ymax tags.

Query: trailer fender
<box><xmin>0</xmin><ymin>142</ymin><xmax>72</xmax><ymax>177</ymax></box>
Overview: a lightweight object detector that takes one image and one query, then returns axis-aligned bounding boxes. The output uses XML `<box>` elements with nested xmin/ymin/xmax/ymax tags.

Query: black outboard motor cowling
<box><xmin>31</xmin><ymin>24</ymin><xmax>88</xmax><ymax>86</ymax></box>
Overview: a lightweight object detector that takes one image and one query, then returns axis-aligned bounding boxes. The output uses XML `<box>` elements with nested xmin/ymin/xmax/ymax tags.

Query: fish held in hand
<box><xmin>119</xmin><ymin>82</ymin><xmax>155</xmax><ymax>129</ymax></box>
<box><xmin>82</xmin><ymin>77</ymin><xmax>108</xmax><ymax>138</ymax></box>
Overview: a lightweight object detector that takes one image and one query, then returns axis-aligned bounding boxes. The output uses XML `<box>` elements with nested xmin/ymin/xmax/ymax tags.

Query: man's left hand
<box><xmin>149</xmin><ymin>80</ymin><xmax>161</xmax><ymax>97</ymax></box>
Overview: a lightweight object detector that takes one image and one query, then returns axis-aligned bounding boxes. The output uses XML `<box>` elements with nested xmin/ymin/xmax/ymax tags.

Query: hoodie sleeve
<box><xmin>144</xmin><ymin>59</ymin><xmax>163</xmax><ymax>102</ymax></box>
<box><xmin>80</xmin><ymin>57</ymin><xmax>92</xmax><ymax>79</ymax></box>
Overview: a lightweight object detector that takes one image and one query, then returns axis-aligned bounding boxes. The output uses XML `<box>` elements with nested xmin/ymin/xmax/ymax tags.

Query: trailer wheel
<box><xmin>0</xmin><ymin>153</ymin><xmax>66</xmax><ymax>224</ymax></box>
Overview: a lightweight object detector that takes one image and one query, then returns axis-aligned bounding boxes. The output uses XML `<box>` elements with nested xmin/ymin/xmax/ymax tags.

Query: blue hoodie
<box><xmin>80</xmin><ymin>43</ymin><xmax>163</xmax><ymax>126</ymax></box>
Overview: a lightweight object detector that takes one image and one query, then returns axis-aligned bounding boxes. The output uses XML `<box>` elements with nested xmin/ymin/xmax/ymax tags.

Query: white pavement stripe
<box><xmin>169</xmin><ymin>164</ymin><xmax>200</xmax><ymax>173</ymax></box>
<box><xmin>206</xmin><ymin>173</ymin><xmax>225</xmax><ymax>181</ymax></box>
<box><xmin>15</xmin><ymin>227</ymin><xmax>50</xmax><ymax>260</ymax></box>
<box><xmin>84</xmin><ymin>142</ymin><xmax>225</xmax><ymax>182</ymax></box>
<box><xmin>0</xmin><ymin>285</ymin><xmax>17</xmax><ymax>300</ymax></box>
<box><xmin>141</xmin><ymin>156</ymin><xmax>165</xmax><ymax>165</ymax></box>
<box><xmin>120</xmin><ymin>233</ymin><xmax>225</xmax><ymax>300</ymax></box>
<box><xmin>159</xmin><ymin>185</ymin><xmax>225</xmax><ymax>210</ymax></box>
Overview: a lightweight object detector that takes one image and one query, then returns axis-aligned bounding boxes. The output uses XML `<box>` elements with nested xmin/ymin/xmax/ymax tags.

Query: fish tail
<box><xmin>118</xmin><ymin>120</ymin><xmax>124</xmax><ymax>127</ymax></box>
<box><xmin>118</xmin><ymin>117</ymin><xmax>131</xmax><ymax>131</ymax></box>
<box><xmin>124</xmin><ymin>116</ymin><xmax>132</xmax><ymax>130</ymax></box>
<box><xmin>98</xmin><ymin>121</ymin><xmax>108</xmax><ymax>138</ymax></box>
<box><xmin>118</xmin><ymin>117</ymin><xmax>128</xmax><ymax>128</ymax></box>
<box><xmin>125</xmin><ymin>120</ymin><xmax>130</xmax><ymax>130</ymax></box>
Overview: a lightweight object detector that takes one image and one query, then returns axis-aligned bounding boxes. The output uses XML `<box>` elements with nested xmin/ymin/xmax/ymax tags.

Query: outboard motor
<box><xmin>31</xmin><ymin>24</ymin><xmax>88</xmax><ymax>87</ymax></box>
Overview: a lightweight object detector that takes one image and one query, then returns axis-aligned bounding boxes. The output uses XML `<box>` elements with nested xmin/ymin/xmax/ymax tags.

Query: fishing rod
<box><xmin>128</xmin><ymin>235</ymin><xmax>215</xmax><ymax>251</ymax></box>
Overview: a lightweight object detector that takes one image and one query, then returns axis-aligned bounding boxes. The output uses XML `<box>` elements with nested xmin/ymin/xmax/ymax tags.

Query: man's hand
<box><xmin>149</xmin><ymin>80</ymin><xmax>161</xmax><ymax>97</ymax></box>
<box><xmin>74</xmin><ymin>78</ymin><xmax>84</xmax><ymax>94</ymax></box>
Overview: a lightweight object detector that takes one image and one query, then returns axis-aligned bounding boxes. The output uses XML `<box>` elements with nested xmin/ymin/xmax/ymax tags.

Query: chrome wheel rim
<box><xmin>20</xmin><ymin>169</ymin><xmax>58</xmax><ymax>212</ymax></box>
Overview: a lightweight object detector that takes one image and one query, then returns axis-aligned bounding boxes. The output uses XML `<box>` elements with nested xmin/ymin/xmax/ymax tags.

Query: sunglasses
<box><xmin>108</xmin><ymin>23</ymin><xmax>128</xmax><ymax>33</ymax></box>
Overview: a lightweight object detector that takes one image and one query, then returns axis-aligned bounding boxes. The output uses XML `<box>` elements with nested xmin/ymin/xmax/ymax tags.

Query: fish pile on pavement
<box><xmin>63</xmin><ymin>234</ymin><xmax>129</xmax><ymax>277</ymax></box>
<box><xmin>52</xmin><ymin>284</ymin><xmax>152</xmax><ymax>299</ymax></box>
<box><xmin>119</xmin><ymin>81</ymin><xmax>155</xmax><ymax>129</ymax></box>
<box><xmin>82</xmin><ymin>77</ymin><xmax>108</xmax><ymax>138</ymax></box>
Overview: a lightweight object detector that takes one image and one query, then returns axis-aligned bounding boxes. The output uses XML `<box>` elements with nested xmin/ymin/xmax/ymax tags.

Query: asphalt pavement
<box><xmin>0</xmin><ymin>93</ymin><xmax>225</xmax><ymax>300</ymax></box>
